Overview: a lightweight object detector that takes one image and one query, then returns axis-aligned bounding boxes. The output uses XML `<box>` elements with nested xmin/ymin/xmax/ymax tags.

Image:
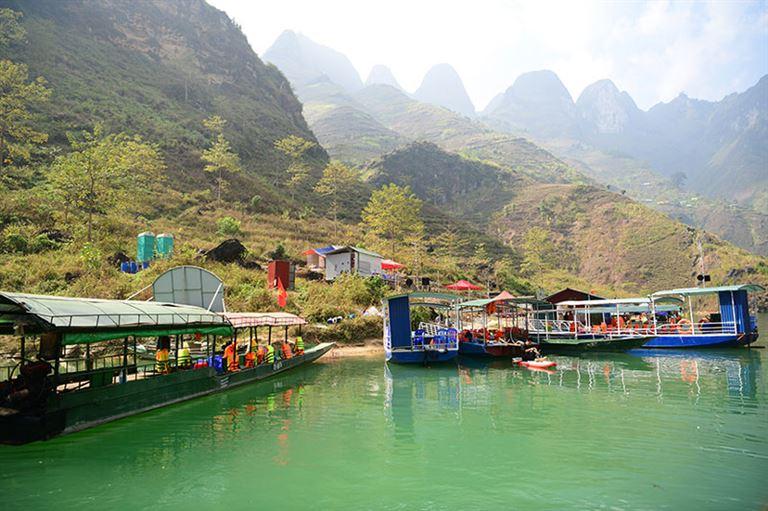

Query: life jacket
<box><xmin>266</xmin><ymin>344</ymin><xmax>275</xmax><ymax>364</ymax></box>
<box><xmin>155</xmin><ymin>348</ymin><xmax>169</xmax><ymax>373</ymax></box>
<box><xmin>178</xmin><ymin>347</ymin><xmax>191</xmax><ymax>368</ymax></box>
<box><xmin>256</xmin><ymin>345</ymin><xmax>265</xmax><ymax>364</ymax></box>
<box><xmin>244</xmin><ymin>351</ymin><xmax>256</xmax><ymax>368</ymax></box>
<box><xmin>295</xmin><ymin>336</ymin><xmax>305</xmax><ymax>355</ymax></box>
<box><xmin>223</xmin><ymin>343</ymin><xmax>238</xmax><ymax>372</ymax></box>
<box><xmin>281</xmin><ymin>342</ymin><xmax>293</xmax><ymax>359</ymax></box>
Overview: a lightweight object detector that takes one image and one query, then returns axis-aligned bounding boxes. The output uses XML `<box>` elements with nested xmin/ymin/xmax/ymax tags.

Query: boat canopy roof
<box><xmin>652</xmin><ymin>284</ymin><xmax>765</xmax><ymax>298</ymax></box>
<box><xmin>457</xmin><ymin>294</ymin><xmax>550</xmax><ymax>309</ymax></box>
<box><xmin>222</xmin><ymin>312</ymin><xmax>306</xmax><ymax>328</ymax></box>
<box><xmin>567</xmin><ymin>304</ymin><xmax>680</xmax><ymax>314</ymax></box>
<box><xmin>385</xmin><ymin>291</ymin><xmax>462</xmax><ymax>309</ymax></box>
<box><xmin>557</xmin><ymin>297</ymin><xmax>653</xmax><ymax>307</ymax></box>
<box><xmin>0</xmin><ymin>292</ymin><xmax>232</xmax><ymax>345</ymax></box>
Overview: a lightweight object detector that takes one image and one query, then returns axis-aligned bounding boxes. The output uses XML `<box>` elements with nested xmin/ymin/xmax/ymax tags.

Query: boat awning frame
<box><xmin>652</xmin><ymin>284</ymin><xmax>765</xmax><ymax>298</ymax></box>
<box><xmin>0</xmin><ymin>292</ymin><xmax>233</xmax><ymax>345</ymax></box>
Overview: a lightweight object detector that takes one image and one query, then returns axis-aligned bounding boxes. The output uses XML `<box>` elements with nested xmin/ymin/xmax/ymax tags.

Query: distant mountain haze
<box><xmin>413</xmin><ymin>63</ymin><xmax>475</xmax><ymax>117</ymax></box>
<box><xmin>263</xmin><ymin>30</ymin><xmax>363</xmax><ymax>94</ymax></box>
<box><xmin>483</xmin><ymin>70</ymin><xmax>581</xmax><ymax>139</ymax></box>
<box><xmin>365</xmin><ymin>65</ymin><xmax>402</xmax><ymax>90</ymax></box>
<box><xmin>483</xmin><ymin>70</ymin><xmax>768</xmax><ymax>212</ymax></box>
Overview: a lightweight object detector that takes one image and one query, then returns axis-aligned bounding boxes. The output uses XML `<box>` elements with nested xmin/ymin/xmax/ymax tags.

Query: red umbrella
<box><xmin>381</xmin><ymin>259</ymin><xmax>404</xmax><ymax>271</ymax></box>
<box><xmin>445</xmin><ymin>279</ymin><xmax>483</xmax><ymax>291</ymax></box>
<box><xmin>490</xmin><ymin>290</ymin><xmax>515</xmax><ymax>302</ymax></box>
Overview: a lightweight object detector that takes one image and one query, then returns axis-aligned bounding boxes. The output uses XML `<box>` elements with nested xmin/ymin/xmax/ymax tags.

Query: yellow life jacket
<box><xmin>295</xmin><ymin>336</ymin><xmax>305</xmax><ymax>353</ymax></box>
<box><xmin>178</xmin><ymin>347</ymin><xmax>191</xmax><ymax>366</ymax></box>
<box><xmin>266</xmin><ymin>344</ymin><xmax>275</xmax><ymax>363</ymax></box>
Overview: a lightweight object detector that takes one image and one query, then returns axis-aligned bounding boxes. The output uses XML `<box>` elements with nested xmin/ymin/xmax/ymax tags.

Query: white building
<box><xmin>324</xmin><ymin>246</ymin><xmax>384</xmax><ymax>281</ymax></box>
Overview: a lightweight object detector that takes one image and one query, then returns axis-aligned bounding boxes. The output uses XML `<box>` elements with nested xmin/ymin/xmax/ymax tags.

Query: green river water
<box><xmin>1</xmin><ymin>315</ymin><xmax>767</xmax><ymax>510</ymax></box>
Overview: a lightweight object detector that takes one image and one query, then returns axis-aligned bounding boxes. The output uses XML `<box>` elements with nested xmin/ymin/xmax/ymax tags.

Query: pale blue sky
<box><xmin>210</xmin><ymin>0</ymin><xmax>768</xmax><ymax>110</ymax></box>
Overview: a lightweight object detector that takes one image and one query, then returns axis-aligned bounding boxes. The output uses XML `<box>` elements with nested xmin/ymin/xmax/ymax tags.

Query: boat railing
<box><xmin>653</xmin><ymin>321</ymin><xmax>738</xmax><ymax>336</ymax></box>
<box><xmin>415</xmin><ymin>323</ymin><xmax>458</xmax><ymax>350</ymax></box>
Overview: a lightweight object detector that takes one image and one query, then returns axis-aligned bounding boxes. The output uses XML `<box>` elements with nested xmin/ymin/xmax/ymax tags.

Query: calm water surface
<box><xmin>1</xmin><ymin>315</ymin><xmax>767</xmax><ymax>510</ymax></box>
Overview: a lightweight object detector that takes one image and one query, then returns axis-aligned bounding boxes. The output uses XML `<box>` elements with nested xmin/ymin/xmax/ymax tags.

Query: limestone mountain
<box><xmin>413</xmin><ymin>63</ymin><xmax>475</xmax><ymax>117</ymax></box>
<box><xmin>365</xmin><ymin>65</ymin><xmax>402</xmax><ymax>90</ymax></box>
<box><xmin>1</xmin><ymin>0</ymin><xmax>324</xmax><ymax>202</ymax></box>
<box><xmin>483</xmin><ymin>70</ymin><xmax>581</xmax><ymax>139</ymax></box>
<box><xmin>576</xmin><ymin>79</ymin><xmax>644</xmax><ymax>136</ymax></box>
<box><xmin>263</xmin><ymin>30</ymin><xmax>363</xmax><ymax>95</ymax></box>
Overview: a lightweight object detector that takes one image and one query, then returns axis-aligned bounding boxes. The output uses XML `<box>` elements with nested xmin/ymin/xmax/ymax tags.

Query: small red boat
<box><xmin>518</xmin><ymin>359</ymin><xmax>557</xmax><ymax>370</ymax></box>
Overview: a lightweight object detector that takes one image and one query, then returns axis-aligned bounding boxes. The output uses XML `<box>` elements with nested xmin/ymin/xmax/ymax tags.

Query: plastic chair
<box><xmin>413</xmin><ymin>329</ymin><xmax>425</xmax><ymax>348</ymax></box>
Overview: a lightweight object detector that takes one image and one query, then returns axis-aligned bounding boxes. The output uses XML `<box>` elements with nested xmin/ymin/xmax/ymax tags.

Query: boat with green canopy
<box><xmin>0</xmin><ymin>291</ymin><xmax>332</xmax><ymax>444</ymax></box>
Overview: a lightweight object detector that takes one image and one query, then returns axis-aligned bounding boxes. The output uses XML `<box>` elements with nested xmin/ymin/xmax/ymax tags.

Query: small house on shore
<box><xmin>324</xmin><ymin>246</ymin><xmax>384</xmax><ymax>281</ymax></box>
<box><xmin>303</xmin><ymin>245</ymin><xmax>340</xmax><ymax>271</ymax></box>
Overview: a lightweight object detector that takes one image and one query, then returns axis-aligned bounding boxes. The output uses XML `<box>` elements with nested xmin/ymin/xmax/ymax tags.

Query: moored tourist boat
<box><xmin>455</xmin><ymin>291</ymin><xmax>539</xmax><ymax>358</ymax></box>
<box><xmin>383</xmin><ymin>292</ymin><xmax>461</xmax><ymax>364</ymax></box>
<box><xmin>0</xmin><ymin>292</ymin><xmax>333</xmax><ymax>444</ymax></box>
<box><xmin>518</xmin><ymin>297</ymin><xmax>655</xmax><ymax>352</ymax></box>
<box><xmin>645</xmin><ymin>285</ymin><xmax>763</xmax><ymax>348</ymax></box>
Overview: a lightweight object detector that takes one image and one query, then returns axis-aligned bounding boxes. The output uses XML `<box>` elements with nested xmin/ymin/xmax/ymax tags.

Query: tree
<box><xmin>48</xmin><ymin>125</ymin><xmax>164</xmax><ymax>242</ymax></box>
<box><xmin>201</xmin><ymin>115</ymin><xmax>241</xmax><ymax>202</ymax></box>
<box><xmin>275</xmin><ymin>135</ymin><xmax>316</xmax><ymax>201</ymax></box>
<box><xmin>314</xmin><ymin>161</ymin><xmax>359</xmax><ymax>236</ymax></box>
<box><xmin>0</xmin><ymin>8</ymin><xmax>25</xmax><ymax>47</ymax></box>
<box><xmin>520</xmin><ymin>226</ymin><xmax>557</xmax><ymax>276</ymax></box>
<box><xmin>361</xmin><ymin>183</ymin><xmax>424</xmax><ymax>255</ymax></box>
<box><xmin>0</xmin><ymin>57</ymin><xmax>51</xmax><ymax>169</ymax></box>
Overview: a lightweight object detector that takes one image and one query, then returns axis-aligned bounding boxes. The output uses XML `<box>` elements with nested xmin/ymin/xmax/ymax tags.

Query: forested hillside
<box><xmin>0</xmin><ymin>0</ymin><xmax>765</xmax><ymax>313</ymax></box>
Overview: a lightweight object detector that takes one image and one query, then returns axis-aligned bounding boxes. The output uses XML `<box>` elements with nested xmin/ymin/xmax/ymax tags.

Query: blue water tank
<box><xmin>120</xmin><ymin>261</ymin><xmax>130</xmax><ymax>273</ymax></box>
<box><xmin>129</xmin><ymin>261</ymin><xmax>138</xmax><ymax>274</ymax></box>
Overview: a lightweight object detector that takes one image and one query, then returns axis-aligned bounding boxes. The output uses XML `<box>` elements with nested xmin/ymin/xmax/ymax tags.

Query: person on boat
<box><xmin>256</xmin><ymin>344</ymin><xmax>266</xmax><ymax>365</ymax></box>
<box><xmin>178</xmin><ymin>341</ymin><xmax>192</xmax><ymax>369</ymax></box>
<box><xmin>294</xmin><ymin>336</ymin><xmax>305</xmax><ymax>356</ymax></box>
<box><xmin>281</xmin><ymin>341</ymin><xmax>293</xmax><ymax>360</ymax></box>
<box><xmin>223</xmin><ymin>340</ymin><xmax>238</xmax><ymax>372</ymax></box>
<box><xmin>155</xmin><ymin>336</ymin><xmax>171</xmax><ymax>374</ymax></box>
<box><xmin>265</xmin><ymin>343</ymin><xmax>275</xmax><ymax>364</ymax></box>
<box><xmin>244</xmin><ymin>348</ymin><xmax>256</xmax><ymax>368</ymax></box>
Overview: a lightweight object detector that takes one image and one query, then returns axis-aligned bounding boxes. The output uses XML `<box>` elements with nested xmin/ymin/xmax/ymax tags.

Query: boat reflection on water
<box><xmin>520</xmin><ymin>349</ymin><xmax>761</xmax><ymax>399</ymax></box>
<box><xmin>384</xmin><ymin>363</ymin><xmax>461</xmax><ymax>442</ymax></box>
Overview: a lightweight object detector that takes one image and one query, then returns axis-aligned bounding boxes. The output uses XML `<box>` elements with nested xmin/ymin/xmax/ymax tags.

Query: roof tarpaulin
<box><xmin>0</xmin><ymin>292</ymin><xmax>232</xmax><ymax>343</ymax></box>
<box><xmin>381</xmin><ymin>259</ymin><xmax>404</xmax><ymax>271</ymax></box>
<box><xmin>223</xmin><ymin>312</ymin><xmax>306</xmax><ymax>328</ymax></box>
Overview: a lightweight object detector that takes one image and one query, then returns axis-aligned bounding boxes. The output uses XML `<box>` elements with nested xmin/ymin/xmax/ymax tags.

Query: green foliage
<box><xmin>47</xmin><ymin>125</ymin><xmax>165</xmax><ymax>241</ymax></box>
<box><xmin>0</xmin><ymin>8</ymin><xmax>25</xmax><ymax>47</ymax></box>
<box><xmin>303</xmin><ymin>316</ymin><xmax>382</xmax><ymax>345</ymax></box>
<box><xmin>201</xmin><ymin>116</ymin><xmax>242</xmax><ymax>202</ymax></box>
<box><xmin>216</xmin><ymin>216</ymin><xmax>241</xmax><ymax>237</ymax></box>
<box><xmin>79</xmin><ymin>242</ymin><xmax>102</xmax><ymax>270</ymax></box>
<box><xmin>314</xmin><ymin>160</ymin><xmax>360</xmax><ymax>234</ymax></box>
<box><xmin>0</xmin><ymin>59</ymin><xmax>51</xmax><ymax>169</ymax></box>
<box><xmin>521</xmin><ymin>226</ymin><xmax>557</xmax><ymax>276</ymax></box>
<box><xmin>298</xmin><ymin>273</ymin><xmax>381</xmax><ymax>322</ymax></box>
<box><xmin>494</xmin><ymin>259</ymin><xmax>536</xmax><ymax>295</ymax></box>
<box><xmin>0</xmin><ymin>224</ymin><xmax>59</xmax><ymax>255</ymax></box>
<box><xmin>361</xmin><ymin>183</ymin><xmax>424</xmax><ymax>255</ymax></box>
<box><xmin>275</xmin><ymin>135</ymin><xmax>316</xmax><ymax>200</ymax></box>
<box><xmin>268</xmin><ymin>242</ymin><xmax>287</xmax><ymax>260</ymax></box>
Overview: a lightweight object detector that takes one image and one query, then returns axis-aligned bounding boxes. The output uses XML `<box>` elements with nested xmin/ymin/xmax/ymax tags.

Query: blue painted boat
<box><xmin>383</xmin><ymin>292</ymin><xmax>461</xmax><ymax>364</ymax></box>
<box><xmin>645</xmin><ymin>284</ymin><xmax>764</xmax><ymax>348</ymax></box>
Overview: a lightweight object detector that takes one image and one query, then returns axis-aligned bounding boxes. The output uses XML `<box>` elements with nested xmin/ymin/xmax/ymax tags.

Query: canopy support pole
<box><xmin>284</xmin><ymin>326</ymin><xmax>288</xmax><ymax>343</ymax></box>
<box><xmin>121</xmin><ymin>337</ymin><xmax>128</xmax><ymax>384</ymax></box>
<box><xmin>20</xmin><ymin>336</ymin><xmax>25</xmax><ymax>365</ymax></box>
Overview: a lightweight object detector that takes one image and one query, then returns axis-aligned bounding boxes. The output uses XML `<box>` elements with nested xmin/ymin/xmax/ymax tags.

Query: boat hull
<box><xmin>386</xmin><ymin>348</ymin><xmax>458</xmax><ymax>364</ymax></box>
<box><xmin>0</xmin><ymin>343</ymin><xmax>335</xmax><ymax>445</ymax></box>
<box><xmin>539</xmin><ymin>336</ymin><xmax>652</xmax><ymax>353</ymax></box>
<box><xmin>458</xmin><ymin>341</ymin><xmax>526</xmax><ymax>358</ymax></box>
<box><xmin>642</xmin><ymin>332</ymin><xmax>758</xmax><ymax>349</ymax></box>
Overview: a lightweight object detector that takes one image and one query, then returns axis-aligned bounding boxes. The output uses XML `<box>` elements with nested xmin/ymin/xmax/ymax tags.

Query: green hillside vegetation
<box><xmin>0</xmin><ymin>0</ymin><xmax>766</xmax><ymax>340</ymax></box>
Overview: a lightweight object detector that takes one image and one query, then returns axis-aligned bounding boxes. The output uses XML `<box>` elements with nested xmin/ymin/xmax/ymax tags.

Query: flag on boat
<box><xmin>277</xmin><ymin>279</ymin><xmax>288</xmax><ymax>308</ymax></box>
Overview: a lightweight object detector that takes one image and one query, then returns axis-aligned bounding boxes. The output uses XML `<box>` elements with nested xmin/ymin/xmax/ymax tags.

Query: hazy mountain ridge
<box><xmin>413</xmin><ymin>63</ymin><xmax>475</xmax><ymax>117</ymax></box>
<box><xmin>365</xmin><ymin>65</ymin><xmax>402</xmax><ymax>90</ymax></box>
<box><xmin>483</xmin><ymin>71</ymin><xmax>768</xmax><ymax>211</ymax></box>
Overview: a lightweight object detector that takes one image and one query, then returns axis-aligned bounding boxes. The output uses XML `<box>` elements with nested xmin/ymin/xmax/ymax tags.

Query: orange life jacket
<box><xmin>281</xmin><ymin>342</ymin><xmax>293</xmax><ymax>359</ymax></box>
<box><xmin>256</xmin><ymin>345</ymin><xmax>265</xmax><ymax>364</ymax></box>
<box><xmin>245</xmin><ymin>351</ymin><xmax>256</xmax><ymax>368</ymax></box>
<box><xmin>224</xmin><ymin>343</ymin><xmax>238</xmax><ymax>371</ymax></box>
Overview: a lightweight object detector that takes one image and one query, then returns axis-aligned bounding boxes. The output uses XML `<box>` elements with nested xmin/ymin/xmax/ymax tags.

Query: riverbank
<box><xmin>322</xmin><ymin>339</ymin><xmax>383</xmax><ymax>360</ymax></box>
